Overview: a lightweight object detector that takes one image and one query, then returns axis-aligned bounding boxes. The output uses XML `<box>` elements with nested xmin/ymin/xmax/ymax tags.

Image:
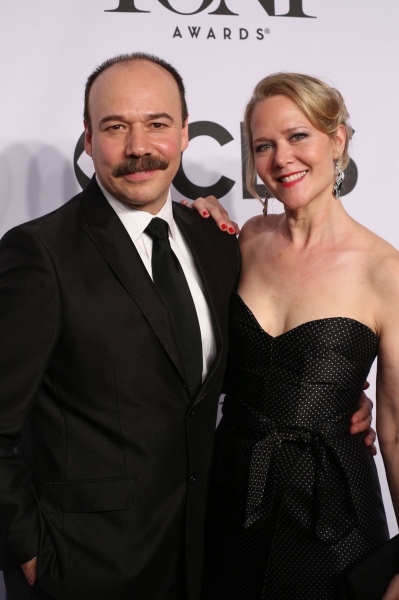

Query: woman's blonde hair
<box><xmin>243</xmin><ymin>72</ymin><xmax>353</xmax><ymax>200</ymax></box>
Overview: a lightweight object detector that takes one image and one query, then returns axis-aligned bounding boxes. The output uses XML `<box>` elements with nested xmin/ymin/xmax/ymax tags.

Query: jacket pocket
<box><xmin>38</xmin><ymin>476</ymin><xmax>137</xmax><ymax>514</ymax></box>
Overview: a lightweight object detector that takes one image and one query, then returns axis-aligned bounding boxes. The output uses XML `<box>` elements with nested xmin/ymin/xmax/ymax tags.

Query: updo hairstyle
<box><xmin>243</xmin><ymin>72</ymin><xmax>353</xmax><ymax>200</ymax></box>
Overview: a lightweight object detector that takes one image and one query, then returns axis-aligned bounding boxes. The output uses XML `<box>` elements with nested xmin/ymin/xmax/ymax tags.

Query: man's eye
<box><xmin>151</xmin><ymin>122</ymin><xmax>164</xmax><ymax>128</ymax></box>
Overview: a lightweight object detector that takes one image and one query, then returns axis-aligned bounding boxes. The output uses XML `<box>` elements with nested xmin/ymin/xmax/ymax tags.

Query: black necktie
<box><xmin>144</xmin><ymin>217</ymin><xmax>203</xmax><ymax>396</ymax></box>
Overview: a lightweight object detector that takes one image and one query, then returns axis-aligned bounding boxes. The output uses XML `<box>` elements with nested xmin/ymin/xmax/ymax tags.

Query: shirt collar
<box><xmin>96</xmin><ymin>175</ymin><xmax>176</xmax><ymax>242</ymax></box>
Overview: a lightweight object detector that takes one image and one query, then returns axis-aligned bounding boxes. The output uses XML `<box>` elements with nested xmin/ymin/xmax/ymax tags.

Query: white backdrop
<box><xmin>1</xmin><ymin>1</ymin><xmax>398</xmax><ymax>594</ymax></box>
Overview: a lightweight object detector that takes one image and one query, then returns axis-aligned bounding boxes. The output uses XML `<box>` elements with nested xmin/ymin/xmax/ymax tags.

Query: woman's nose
<box><xmin>273</xmin><ymin>143</ymin><xmax>292</xmax><ymax>168</ymax></box>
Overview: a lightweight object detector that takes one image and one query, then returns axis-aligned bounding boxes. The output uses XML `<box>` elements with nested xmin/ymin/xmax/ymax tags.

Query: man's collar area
<box><xmin>95</xmin><ymin>175</ymin><xmax>175</xmax><ymax>242</ymax></box>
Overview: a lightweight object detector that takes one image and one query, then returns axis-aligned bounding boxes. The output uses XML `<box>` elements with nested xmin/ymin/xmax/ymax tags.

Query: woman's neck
<box><xmin>278</xmin><ymin>196</ymin><xmax>352</xmax><ymax>249</ymax></box>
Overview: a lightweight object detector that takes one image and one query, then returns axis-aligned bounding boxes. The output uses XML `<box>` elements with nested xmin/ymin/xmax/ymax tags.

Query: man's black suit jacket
<box><xmin>0</xmin><ymin>178</ymin><xmax>240</xmax><ymax>599</ymax></box>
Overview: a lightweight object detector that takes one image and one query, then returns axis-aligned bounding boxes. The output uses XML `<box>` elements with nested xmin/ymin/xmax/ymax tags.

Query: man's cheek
<box><xmin>156</xmin><ymin>138</ymin><xmax>182</xmax><ymax>161</ymax></box>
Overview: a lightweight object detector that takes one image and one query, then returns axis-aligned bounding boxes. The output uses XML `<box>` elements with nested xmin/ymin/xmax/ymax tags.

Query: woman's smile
<box><xmin>251</xmin><ymin>95</ymin><xmax>341</xmax><ymax>209</ymax></box>
<box><xmin>277</xmin><ymin>170</ymin><xmax>308</xmax><ymax>187</ymax></box>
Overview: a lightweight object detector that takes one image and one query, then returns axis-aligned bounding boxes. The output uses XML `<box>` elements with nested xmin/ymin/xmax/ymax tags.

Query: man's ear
<box><xmin>181</xmin><ymin>116</ymin><xmax>189</xmax><ymax>153</ymax></box>
<box><xmin>84</xmin><ymin>120</ymin><xmax>93</xmax><ymax>157</ymax></box>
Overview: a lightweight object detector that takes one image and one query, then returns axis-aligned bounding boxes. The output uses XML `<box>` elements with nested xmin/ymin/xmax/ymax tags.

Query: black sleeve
<box><xmin>0</xmin><ymin>227</ymin><xmax>61</xmax><ymax>565</ymax></box>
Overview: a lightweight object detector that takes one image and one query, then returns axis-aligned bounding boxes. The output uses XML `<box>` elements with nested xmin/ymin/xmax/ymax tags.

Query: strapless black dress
<box><xmin>202</xmin><ymin>292</ymin><xmax>389</xmax><ymax>600</ymax></box>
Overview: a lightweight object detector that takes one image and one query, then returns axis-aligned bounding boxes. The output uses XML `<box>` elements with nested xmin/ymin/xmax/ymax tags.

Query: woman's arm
<box><xmin>375</xmin><ymin>257</ymin><xmax>399</xmax><ymax>521</ymax></box>
<box><xmin>376</xmin><ymin>256</ymin><xmax>399</xmax><ymax>599</ymax></box>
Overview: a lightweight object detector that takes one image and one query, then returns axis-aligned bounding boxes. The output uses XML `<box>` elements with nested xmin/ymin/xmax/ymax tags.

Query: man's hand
<box><xmin>21</xmin><ymin>557</ymin><xmax>37</xmax><ymax>587</ymax></box>
<box><xmin>180</xmin><ymin>196</ymin><xmax>240</xmax><ymax>235</ymax></box>
<box><xmin>383</xmin><ymin>574</ymin><xmax>399</xmax><ymax>599</ymax></box>
<box><xmin>350</xmin><ymin>382</ymin><xmax>377</xmax><ymax>455</ymax></box>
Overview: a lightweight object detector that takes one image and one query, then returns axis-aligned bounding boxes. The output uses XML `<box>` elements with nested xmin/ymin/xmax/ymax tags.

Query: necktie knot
<box><xmin>144</xmin><ymin>217</ymin><xmax>169</xmax><ymax>241</ymax></box>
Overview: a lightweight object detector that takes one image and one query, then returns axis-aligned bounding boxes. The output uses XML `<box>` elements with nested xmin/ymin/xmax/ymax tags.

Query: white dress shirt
<box><xmin>97</xmin><ymin>178</ymin><xmax>216</xmax><ymax>382</ymax></box>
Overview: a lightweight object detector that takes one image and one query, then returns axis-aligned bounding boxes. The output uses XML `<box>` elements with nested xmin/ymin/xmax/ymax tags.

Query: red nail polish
<box><xmin>202</xmin><ymin>211</ymin><xmax>209</xmax><ymax>217</ymax></box>
<box><xmin>221</xmin><ymin>224</ymin><xmax>227</xmax><ymax>230</ymax></box>
<box><xmin>228</xmin><ymin>227</ymin><xmax>235</xmax><ymax>234</ymax></box>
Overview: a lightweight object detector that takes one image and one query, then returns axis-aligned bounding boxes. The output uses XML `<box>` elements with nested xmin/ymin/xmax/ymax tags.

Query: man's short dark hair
<box><xmin>84</xmin><ymin>52</ymin><xmax>188</xmax><ymax>133</ymax></box>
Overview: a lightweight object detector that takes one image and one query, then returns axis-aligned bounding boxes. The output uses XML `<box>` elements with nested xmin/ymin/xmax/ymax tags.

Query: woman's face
<box><xmin>251</xmin><ymin>95</ymin><xmax>345</xmax><ymax>211</ymax></box>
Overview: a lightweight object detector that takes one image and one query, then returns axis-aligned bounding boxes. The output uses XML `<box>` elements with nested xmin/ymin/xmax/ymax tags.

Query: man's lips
<box><xmin>123</xmin><ymin>170</ymin><xmax>158</xmax><ymax>181</ymax></box>
<box><xmin>277</xmin><ymin>170</ymin><xmax>308</xmax><ymax>187</ymax></box>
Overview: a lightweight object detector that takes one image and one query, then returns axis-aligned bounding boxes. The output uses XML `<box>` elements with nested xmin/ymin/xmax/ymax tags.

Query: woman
<box><xmin>190</xmin><ymin>73</ymin><xmax>399</xmax><ymax>599</ymax></box>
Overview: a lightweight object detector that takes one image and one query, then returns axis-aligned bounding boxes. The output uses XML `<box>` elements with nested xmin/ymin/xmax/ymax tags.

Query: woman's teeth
<box><xmin>280</xmin><ymin>170</ymin><xmax>307</xmax><ymax>183</ymax></box>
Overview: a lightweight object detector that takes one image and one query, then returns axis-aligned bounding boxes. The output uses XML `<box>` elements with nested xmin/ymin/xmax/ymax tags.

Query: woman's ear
<box><xmin>334</xmin><ymin>124</ymin><xmax>347</xmax><ymax>159</ymax></box>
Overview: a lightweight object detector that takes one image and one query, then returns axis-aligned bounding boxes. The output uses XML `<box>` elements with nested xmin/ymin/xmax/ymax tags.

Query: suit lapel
<box><xmin>172</xmin><ymin>203</ymin><xmax>226</xmax><ymax>391</ymax></box>
<box><xmin>80</xmin><ymin>178</ymin><xmax>186</xmax><ymax>383</ymax></box>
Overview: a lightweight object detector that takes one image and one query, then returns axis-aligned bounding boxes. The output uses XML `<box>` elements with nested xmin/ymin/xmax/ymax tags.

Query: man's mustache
<box><xmin>112</xmin><ymin>156</ymin><xmax>169</xmax><ymax>178</ymax></box>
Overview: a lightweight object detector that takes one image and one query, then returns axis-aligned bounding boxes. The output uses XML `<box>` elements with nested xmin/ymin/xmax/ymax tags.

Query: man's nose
<box><xmin>125</xmin><ymin>126</ymin><xmax>152</xmax><ymax>157</ymax></box>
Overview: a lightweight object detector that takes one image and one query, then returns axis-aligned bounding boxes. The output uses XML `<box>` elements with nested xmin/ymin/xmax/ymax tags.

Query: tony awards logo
<box><xmin>105</xmin><ymin>0</ymin><xmax>316</xmax><ymax>18</ymax></box>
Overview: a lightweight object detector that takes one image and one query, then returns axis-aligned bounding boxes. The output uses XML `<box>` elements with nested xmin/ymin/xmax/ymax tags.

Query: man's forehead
<box><xmin>93</xmin><ymin>60</ymin><xmax>178</xmax><ymax>96</ymax></box>
<box><xmin>89</xmin><ymin>60</ymin><xmax>182</xmax><ymax>120</ymax></box>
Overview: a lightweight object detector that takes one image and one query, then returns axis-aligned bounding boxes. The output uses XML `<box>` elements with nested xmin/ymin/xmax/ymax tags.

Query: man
<box><xmin>0</xmin><ymin>53</ymin><xmax>374</xmax><ymax>600</ymax></box>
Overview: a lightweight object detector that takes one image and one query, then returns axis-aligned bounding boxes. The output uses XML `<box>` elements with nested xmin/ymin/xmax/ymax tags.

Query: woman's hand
<box><xmin>180</xmin><ymin>196</ymin><xmax>240</xmax><ymax>235</ymax></box>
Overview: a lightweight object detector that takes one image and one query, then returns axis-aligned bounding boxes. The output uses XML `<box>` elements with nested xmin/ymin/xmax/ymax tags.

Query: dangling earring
<box><xmin>333</xmin><ymin>158</ymin><xmax>344</xmax><ymax>200</ymax></box>
<box><xmin>257</xmin><ymin>188</ymin><xmax>272</xmax><ymax>216</ymax></box>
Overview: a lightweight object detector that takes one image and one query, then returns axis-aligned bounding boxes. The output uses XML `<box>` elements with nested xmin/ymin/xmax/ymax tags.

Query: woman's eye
<box><xmin>291</xmin><ymin>133</ymin><xmax>307</xmax><ymax>141</ymax></box>
<box><xmin>255</xmin><ymin>143</ymin><xmax>272</xmax><ymax>152</ymax></box>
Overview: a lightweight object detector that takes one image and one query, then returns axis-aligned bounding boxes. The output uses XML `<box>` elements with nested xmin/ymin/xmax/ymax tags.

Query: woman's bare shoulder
<box><xmin>356</xmin><ymin>222</ymin><xmax>399</xmax><ymax>292</ymax></box>
<box><xmin>372</xmin><ymin>244</ymin><xmax>399</xmax><ymax>287</ymax></box>
<box><xmin>363</xmin><ymin>232</ymin><xmax>399</xmax><ymax>334</ymax></box>
<box><xmin>239</xmin><ymin>213</ymin><xmax>282</xmax><ymax>244</ymax></box>
<box><xmin>355</xmin><ymin>221</ymin><xmax>399</xmax><ymax>260</ymax></box>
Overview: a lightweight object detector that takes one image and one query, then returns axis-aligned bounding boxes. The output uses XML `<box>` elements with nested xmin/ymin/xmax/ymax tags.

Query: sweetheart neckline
<box><xmin>233</xmin><ymin>291</ymin><xmax>379</xmax><ymax>341</ymax></box>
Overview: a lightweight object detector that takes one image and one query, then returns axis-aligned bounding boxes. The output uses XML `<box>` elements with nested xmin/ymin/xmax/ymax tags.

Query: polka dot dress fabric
<box><xmin>201</xmin><ymin>292</ymin><xmax>389</xmax><ymax>600</ymax></box>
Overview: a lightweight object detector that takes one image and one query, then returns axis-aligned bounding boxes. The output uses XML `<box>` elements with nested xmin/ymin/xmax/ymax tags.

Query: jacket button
<box><xmin>190</xmin><ymin>474</ymin><xmax>196</xmax><ymax>485</ymax></box>
<box><xmin>188</xmin><ymin>409</ymin><xmax>195</xmax><ymax>418</ymax></box>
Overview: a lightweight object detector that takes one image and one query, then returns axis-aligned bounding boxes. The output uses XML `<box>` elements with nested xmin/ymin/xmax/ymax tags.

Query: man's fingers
<box><xmin>350</xmin><ymin>390</ymin><xmax>375</xmax><ymax>454</ymax></box>
<box><xmin>21</xmin><ymin>557</ymin><xmax>37</xmax><ymax>587</ymax></box>
<box><xmin>363</xmin><ymin>428</ymin><xmax>376</xmax><ymax>446</ymax></box>
<box><xmin>350</xmin><ymin>415</ymin><xmax>372</xmax><ymax>435</ymax></box>
<box><xmin>382</xmin><ymin>573</ymin><xmax>399</xmax><ymax>599</ymax></box>
<box><xmin>363</xmin><ymin>380</ymin><xmax>370</xmax><ymax>390</ymax></box>
<box><xmin>363</xmin><ymin>428</ymin><xmax>378</xmax><ymax>455</ymax></box>
<box><xmin>351</xmin><ymin>392</ymin><xmax>373</xmax><ymax>424</ymax></box>
<box><xmin>354</xmin><ymin>422</ymin><xmax>378</xmax><ymax>455</ymax></box>
<box><xmin>25</xmin><ymin>573</ymin><xmax>35</xmax><ymax>586</ymax></box>
<box><xmin>350</xmin><ymin>400</ymin><xmax>378</xmax><ymax>454</ymax></box>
